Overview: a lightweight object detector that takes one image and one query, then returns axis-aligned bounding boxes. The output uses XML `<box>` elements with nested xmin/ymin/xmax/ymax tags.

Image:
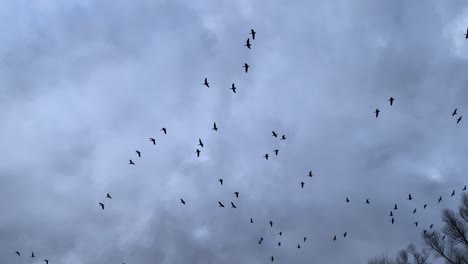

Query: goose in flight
<box><xmin>281</xmin><ymin>135</ymin><xmax>286</xmax><ymax>140</ymax></box>
<box><xmin>465</xmin><ymin>27</ymin><xmax>468</xmax><ymax>39</ymax></box>
<box><xmin>203</xmin><ymin>78</ymin><xmax>209</xmax><ymax>88</ymax></box>
<box><xmin>408</xmin><ymin>194</ymin><xmax>413</xmax><ymax>200</ymax></box>
<box><xmin>234</xmin><ymin>192</ymin><xmax>239</xmax><ymax>198</ymax></box>
<box><xmin>106</xmin><ymin>193</ymin><xmax>112</xmax><ymax>199</ymax></box>
<box><xmin>413</xmin><ymin>208</ymin><xmax>417</xmax><ymax>214</ymax></box>
<box><xmin>415</xmin><ymin>222</ymin><xmax>418</xmax><ymax>227</ymax></box>
<box><xmin>308</xmin><ymin>171</ymin><xmax>313</xmax><ymax>177</ymax></box>
<box><xmin>430</xmin><ymin>224</ymin><xmax>433</xmax><ymax>229</ymax></box>
<box><xmin>264</xmin><ymin>154</ymin><xmax>269</xmax><ymax>160</ymax></box>
<box><xmin>452</xmin><ymin>108</ymin><xmax>458</xmax><ymax>116</ymax></box>
<box><xmin>251</xmin><ymin>29</ymin><xmax>256</xmax><ymax>40</ymax></box>
<box><xmin>463</xmin><ymin>185</ymin><xmax>466</xmax><ymax>191</ymax></box>
<box><xmin>297</xmin><ymin>244</ymin><xmax>301</xmax><ymax>249</ymax></box>
<box><xmin>219</xmin><ymin>179</ymin><xmax>223</xmax><ymax>185</ymax></box>
<box><xmin>451</xmin><ymin>190</ymin><xmax>455</xmax><ymax>196</ymax></box>
<box><xmin>343</xmin><ymin>232</ymin><xmax>347</xmax><ymax>238</ymax></box>
<box><xmin>250</xmin><ymin>218</ymin><xmax>254</xmax><ymax>223</ymax></box>
<box><xmin>212</xmin><ymin>122</ymin><xmax>218</xmax><ymax>131</ymax></box>
<box><xmin>424</xmin><ymin>204</ymin><xmax>427</xmax><ymax>209</ymax></box>
<box><xmin>394</xmin><ymin>204</ymin><xmax>398</xmax><ymax>210</ymax></box>
<box><xmin>274</xmin><ymin>149</ymin><xmax>279</xmax><ymax>156</ymax></box>
<box><xmin>195</xmin><ymin>149</ymin><xmax>201</xmax><ymax>157</ymax></box>
<box><xmin>391</xmin><ymin>218</ymin><xmax>395</xmax><ymax>224</ymax></box>
<box><xmin>161</xmin><ymin>127</ymin><xmax>167</xmax><ymax>134</ymax></box>
<box><xmin>99</xmin><ymin>203</ymin><xmax>104</xmax><ymax>210</ymax></box>
<box><xmin>230</xmin><ymin>83</ymin><xmax>237</xmax><ymax>93</ymax></box>
<box><xmin>272</xmin><ymin>131</ymin><xmax>278</xmax><ymax>137</ymax></box>
<box><xmin>457</xmin><ymin>116</ymin><xmax>462</xmax><ymax>124</ymax></box>
<box><xmin>44</xmin><ymin>260</ymin><xmax>49</xmax><ymax>264</ymax></box>
<box><xmin>180</xmin><ymin>199</ymin><xmax>185</xmax><ymax>205</ymax></box>
<box><xmin>218</xmin><ymin>201</ymin><xmax>225</xmax><ymax>208</ymax></box>
<box><xmin>388</xmin><ymin>97</ymin><xmax>394</xmax><ymax>106</ymax></box>
<box><xmin>333</xmin><ymin>235</ymin><xmax>337</xmax><ymax>241</ymax></box>
<box><xmin>149</xmin><ymin>138</ymin><xmax>156</xmax><ymax>145</ymax></box>
<box><xmin>271</xmin><ymin>256</ymin><xmax>274</xmax><ymax>262</ymax></box>
<box><xmin>374</xmin><ymin>109</ymin><xmax>380</xmax><ymax>118</ymax></box>
<box><xmin>231</xmin><ymin>202</ymin><xmax>237</xmax><ymax>208</ymax></box>
<box><xmin>31</xmin><ymin>252</ymin><xmax>35</xmax><ymax>258</ymax></box>
<box><xmin>278</xmin><ymin>242</ymin><xmax>281</xmax><ymax>246</ymax></box>
<box><xmin>300</xmin><ymin>181</ymin><xmax>305</xmax><ymax>188</ymax></box>
<box><xmin>15</xmin><ymin>251</ymin><xmax>20</xmax><ymax>256</ymax></box>
<box><xmin>136</xmin><ymin>150</ymin><xmax>141</xmax><ymax>158</ymax></box>
<box><xmin>243</xmin><ymin>63</ymin><xmax>249</xmax><ymax>73</ymax></box>
<box><xmin>346</xmin><ymin>197</ymin><xmax>350</xmax><ymax>203</ymax></box>
<box><xmin>389</xmin><ymin>211</ymin><xmax>393</xmax><ymax>217</ymax></box>
<box><xmin>269</xmin><ymin>221</ymin><xmax>273</xmax><ymax>227</ymax></box>
<box><xmin>245</xmin><ymin>38</ymin><xmax>251</xmax><ymax>49</ymax></box>
<box><xmin>366</xmin><ymin>199</ymin><xmax>370</xmax><ymax>204</ymax></box>
<box><xmin>438</xmin><ymin>196</ymin><xmax>442</xmax><ymax>203</ymax></box>
<box><xmin>304</xmin><ymin>237</ymin><xmax>307</xmax><ymax>242</ymax></box>
<box><xmin>279</xmin><ymin>232</ymin><xmax>282</xmax><ymax>236</ymax></box>
<box><xmin>129</xmin><ymin>159</ymin><xmax>135</xmax><ymax>165</ymax></box>
<box><xmin>198</xmin><ymin>139</ymin><xmax>204</xmax><ymax>148</ymax></box>
<box><xmin>259</xmin><ymin>237</ymin><xmax>263</xmax><ymax>244</ymax></box>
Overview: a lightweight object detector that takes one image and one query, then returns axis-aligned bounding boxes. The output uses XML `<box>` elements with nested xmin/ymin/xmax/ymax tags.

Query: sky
<box><xmin>1</xmin><ymin>0</ymin><xmax>468</xmax><ymax>263</ymax></box>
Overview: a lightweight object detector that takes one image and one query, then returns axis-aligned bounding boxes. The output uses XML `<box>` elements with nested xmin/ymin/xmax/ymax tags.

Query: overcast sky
<box><xmin>1</xmin><ymin>0</ymin><xmax>468</xmax><ymax>263</ymax></box>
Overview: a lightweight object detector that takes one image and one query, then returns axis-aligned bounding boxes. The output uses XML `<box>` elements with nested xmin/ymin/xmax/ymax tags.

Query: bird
<box><xmin>218</xmin><ymin>201</ymin><xmax>225</xmax><ymax>208</ymax></box>
<box><xmin>269</xmin><ymin>221</ymin><xmax>273</xmax><ymax>227</ymax></box>
<box><xmin>44</xmin><ymin>260</ymin><xmax>49</xmax><ymax>264</ymax></box>
<box><xmin>271</xmin><ymin>256</ymin><xmax>274</xmax><ymax>262</ymax></box>
<box><xmin>250</xmin><ymin>218</ymin><xmax>254</xmax><ymax>223</ymax></box>
<box><xmin>297</xmin><ymin>244</ymin><xmax>301</xmax><ymax>249</ymax></box>
<box><xmin>424</xmin><ymin>204</ymin><xmax>427</xmax><ymax>209</ymax></box>
<box><xmin>278</xmin><ymin>242</ymin><xmax>281</xmax><ymax>246</ymax></box>
<box><xmin>366</xmin><ymin>199</ymin><xmax>370</xmax><ymax>204</ymax></box>
<box><xmin>279</xmin><ymin>232</ymin><xmax>282</xmax><ymax>236</ymax></box>
<box><xmin>230</xmin><ymin>83</ymin><xmax>237</xmax><ymax>93</ymax></box>
<box><xmin>219</xmin><ymin>179</ymin><xmax>223</xmax><ymax>185</ymax></box>
<box><xmin>161</xmin><ymin>127</ymin><xmax>167</xmax><ymax>134</ymax></box>
<box><xmin>203</xmin><ymin>78</ymin><xmax>209</xmax><ymax>88</ymax></box>
<box><xmin>465</xmin><ymin>27</ymin><xmax>468</xmax><ymax>39</ymax></box>
<box><xmin>388</xmin><ymin>97</ymin><xmax>394</xmax><ymax>106</ymax></box>
<box><xmin>245</xmin><ymin>38</ymin><xmax>251</xmax><ymax>49</ymax></box>
<box><xmin>308</xmin><ymin>171</ymin><xmax>313</xmax><ymax>177</ymax></box>
<box><xmin>31</xmin><ymin>252</ymin><xmax>35</xmax><ymax>258</ymax></box>
<box><xmin>231</xmin><ymin>202</ymin><xmax>237</xmax><ymax>208</ymax></box>
<box><xmin>180</xmin><ymin>199</ymin><xmax>185</xmax><ymax>205</ymax></box>
<box><xmin>451</xmin><ymin>190</ymin><xmax>455</xmax><ymax>196</ymax></box>
<box><xmin>274</xmin><ymin>149</ymin><xmax>279</xmax><ymax>156</ymax></box>
<box><xmin>442</xmin><ymin>235</ymin><xmax>446</xmax><ymax>240</ymax></box>
<box><xmin>243</xmin><ymin>63</ymin><xmax>249</xmax><ymax>73</ymax></box>
<box><xmin>149</xmin><ymin>138</ymin><xmax>156</xmax><ymax>145</ymax></box>
<box><xmin>234</xmin><ymin>192</ymin><xmax>239</xmax><ymax>198</ymax></box>
<box><xmin>438</xmin><ymin>196</ymin><xmax>442</xmax><ymax>203</ymax></box>
<box><xmin>198</xmin><ymin>139</ymin><xmax>204</xmax><ymax>148</ymax></box>
<box><xmin>99</xmin><ymin>203</ymin><xmax>104</xmax><ymax>210</ymax></box>
<box><xmin>212</xmin><ymin>122</ymin><xmax>218</xmax><ymax>131</ymax></box>
<box><xmin>391</xmin><ymin>218</ymin><xmax>395</xmax><ymax>224</ymax></box>
<box><xmin>259</xmin><ymin>237</ymin><xmax>264</xmax><ymax>244</ymax></box>
<box><xmin>15</xmin><ymin>251</ymin><xmax>20</xmax><ymax>256</ymax></box>
<box><xmin>251</xmin><ymin>29</ymin><xmax>256</xmax><ymax>40</ymax></box>
<box><xmin>264</xmin><ymin>154</ymin><xmax>269</xmax><ymax>160</ymax></box>
<box><xmin>408</xmin><ymin>194</ymin><xmax>413</xmax><ymax>200</ymax></box>
<box><xmin>374</xmin><ymin>109</ymin><xmax>380</xmax><ymax>118</ymax></box>
<box><xmin>333</xmin><ymin>235</ymin><xmax>337</xmax><ymax>241</ymax></box>
<box><xmin>413</xmin><ymin>208</ymin><xmax>417</xmax><ymax>214</ymax></box>
<box><xmin>415</xmin><ymin>222</ymin><xmax>419</xmax><ymax>227</ymax></box>
<box><xmin>452</xmin><ymin>108</ymin><xmax>459</xmax><ymax>117</ymax></box>
<box><xmin>272</xmin><ymin>131</ymin><xmax>278</xmax><ymax>137</ymax></box>
<box><xmin>389</xmin><ymin>211</ymin><xmax>393</xmax><ymax>217</ymax></box>
<box><xmin>463</xmin><ymin>185</ymin><xmax>467</xmax><ymax>191</ymax></box>
<box><xmin>394</xmin><ymin>204</ymin><xmax>398</xmax><ymax>210</ymax></box>
<box><xmin>129</xmin><ymin>159</ymin><xmax>135</xmax><ymax>165</ymax></box>
<box><xmin>343</xmin><ymin>232</ymin><xmax>347</xmax><ymax>238</ymax></box>
<box><xmin>304</xmin><ymin>237</ymin><xmax>307</xmax><ymax>242</ymax></box>
<box><xmin>300</xmin><ymin>181</ymin><xmax>305</xmax><ymax>188</ymax></box>
<box><xmin>346</xmin><ymin>197</ymin><xmax>350</xmax><ymax>203</ymax></box>
<box><xmin>136</xmin><ymin>150</ymin><xmax>141</xmax><ymax>158</ymax></box>
<box><xmin>106</xmin><ymin>193</ymin><xmax>112</xmax><ymax>199</ymax></box>
<box><xmin>195</xmin><ymin>149</ymin><xmax>201</xmax><ymax>157</ymax></box>
<box><xmin>281</xmin><ymin>135</ymin><xmax>286</xmax><ymax>140</ymax></box>
<box><xmin>430</xmin><ymin>224</ymin><xmax>434</xmax><ymax>229</ymax></box>
<box><xmin>457</xmin><ymin>116</ymin><xmax>462</xmax><ymax>124</ymax></box>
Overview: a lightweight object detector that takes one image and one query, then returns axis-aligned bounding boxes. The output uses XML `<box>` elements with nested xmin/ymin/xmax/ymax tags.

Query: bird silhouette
<box><xmin>264</xmin><ymin>154</ymin><xmax>269</xmax><ymax>160</ymax></box>
<box><xmin>424</xmin><ymin>204</ymin><xmax>427</xmax><ymax>209</ymax></box>
<box><xmin>149</xmin><ymin>138</ymin><xmax>156</xmax><ymax>145</ymax></box>
<box><xmin>297</xmin><ymin>244</ymin><xmax>301</xmax><ymax>249</ymax></box>
<box><xmin>99</xmin><ymin>203</ymin><xmax>104</xmax><ymax>210</ymax></box>
<box><xmin>346</xmin><ymin>197</ymin><xmax>350</xmax><ymax>203</ymax></box>
<box><xmin>300</xmin><ymin>181</ymin><xmax>305</xmax><ymax>188</ymax></box>
<box><xmin>366</xmin><ymin>199</ymin><xmax>370</xmax><ymax>204</ymax></box>
<box><xmin>234</xmin><ymin>192</ymin><xmax>239</xmax><ymax>198</ymax></box>
<box><xmin>180</xmin><ymin>199</ymin><xmax>185</xmax><ymax>205</ymax></box>
<box><xmin>31</xmin><ymin>252</ymin><xmax>35</xmax><ymax>258</ymax></box>
<box><xmin>230</xmin><ymin>83</ymin><xmax>237</xmax><ymax>93</ymax></box>
<box><xmin>279</xmin><ymin>232</ymin><xmax>282</xmax><ymax>236</ymax></box>
<box><xmin>203</xmin><ymin>78</ymin><xmax>209</xmax><ymax>88</ymax></box>
<box><xmin>304</xmin><ymin>237</ymin><xmax>307</xmax><ymax>242</ymax></box>
<box><xmin>278</xmin><ymin>242</ymin><xmax>281</xmax><ymax>246</ymax></box>
<box><xmin>457</xmin><ymin>116</ymin><xmax>462</xmax><ymax>124</ymax></box>
<box><xmin>198</xmin><ymin>139</ymin><xmax>204</xmax><ymax>148</ymax></box>
<box><xmin>388</xmin><ymin>97</ymin><xmax>394</xmax><ymax>106</ymax></box>
<box><xmin>389</xmin><ymin>211</ymin><xmax>393</xmax><ymax>217</ymax></box>
<box><xmin>245</xmin><ymin>38</ymin><xmax>251</xmax><ymax>49</ymax></box>
<box><xmin>415</xmin><ymin>222</ymin><xmax>418</xmax><ymax>227</ymax></box>
<box><xmin>333</xmin><ymin>235</ymin><xmax>337</xmax><ymax>241</ymax></box>
<box><xmin>430</xmin><ymin>224</ymin><xmax>433</xmax><ymax>229</ymax></box>
<box><xmin>250</xmin><ymin>218</ymin><xmax>253</xmax><ymax>223</ymax></box>
<box><xmin>463</xmin><ymin>185</ymin><xmax>467</xmax><ymax>191</ymax></box>
<box><xmin>15</xmin><ymin>251</ymin><xmax>20</xmax><ymax>256</ymax></box>
<box><xmin>136</xmin><ymin>150</ymin><xmax>141</xmax><ymax>158</ymax></box>
<box><xmin>438</xmin><ymin>196</ymin><xmax>442</xmax><ymax>203</ymax></box>
<box><xmin>408</xmin><ymin>194</ymin><xmax>413</xmax><ymax>200</ymax></box>
<box><xmin>44</xmin><ymin>260</ymin><xmax>49</xmax><ymax>264</ymax></box>
<box><xmin>452</xmin><ymin>108</ymin><xmax>458</xmax><ymax>116</ymax></box>
<box><xmin>218</xmin><ymin>201</ymin><xmax>225</xmax><ymax>207</ymax></box>
<box><xmin>451</xmin><ymin>190</ymin><xmax>455</xmax><ymax>196</ymax></box>
<box><xmin>129</xmin><ymin>159</ymin><xmax>135</xmax><ymax>165</ymax></box>
<box><xmin>442</xmin><ymin>235</ymin><xmax>446</xmax><ymax>240</ymax></box>
<box><xmin>274</xmin><ymin>149</ymin><xmax>279</xmax><ymax>156</ymax></box>
<box><xmin>259</xmin><ymin>237</ymin><xmax>263</xmax><ymax>244</ymax></box>
<box><xmin>465</xmin><ymin>28</ymin><xmax>468</xmax><ymax>39</ymax></box>
<box><xmin>161</xmin><ymin>127</ymin><xmax>167</xmax><ymax>134</ymax></box>
<box><xmin>251</xmin><ymin>29</ymin><xmax>256</xmax><ymax>40</ymax></box>
<box><xmin>394</xmin><ymin>204</ymin><xmax>398</xmax><ymax>210</ymax></box>
<box><xmin>231</xmin><ymin>202</ymin><xmax>237</xmax><ymax>208</ymax></box>
<box><xmin>413</xmin><ymin>208</ymin><xmax>417</xmax><ymax>214</ymax></box>
<box><xmin>272</xmin><ymin>131</ymin><xmax>278</xmax><ymax>137</ymax></box>
<box><xmin>374</xmin><ymin>109</ymin><xmax>380</xmax><ymax>118</ymax></box>
<box><xmin>212</xmin><ymin>122</ymin><xmax>218</xmax><ymax>131</ymax></box>
<box><xmin>391</xmin><ymin>218</ymin><xmax>395</xmax><ymax>224</ymax></box>
<box><xmin>106</xmin><ymin>193</ymin><xmax>112</xmax><ymax>199</ymax></box>
<box><xmin>195</xmin><ymin>149</ymin><xmax>201</xmax><ymax>157</ymax></box>
<box><xmin>243</xmin><ymin>63</ymin><xmax>249</xmax><ymax>73</ymax></box>
<box><xmin>271</xmin><ymin>256</ymin><xmax>274</xmax><ymax>262</ymax></box>
<box><xmin>269</xmin><ymin>221</ymin><xmax>273</xmax><ymax>227</ymax></box>
<box><xmin>343</xmin><ymin>232</ymin><xmax>347</xmax><ymax>238</ymax></box>
<box><xmin>219</xmin><ymin>179</ymin><xmax>223</xmax><ymax>185</ymax></box>
<box><xmin>281</xmin><ymin>135</ymin><xmax>286</xmax><ymax>140</ymax></box>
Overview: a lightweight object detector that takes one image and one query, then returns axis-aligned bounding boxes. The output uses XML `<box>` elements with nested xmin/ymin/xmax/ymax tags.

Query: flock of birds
<box><xmin>12</xmin><ymin>28</ymin><xmax>468</xmax><ymax>263</ymax></box>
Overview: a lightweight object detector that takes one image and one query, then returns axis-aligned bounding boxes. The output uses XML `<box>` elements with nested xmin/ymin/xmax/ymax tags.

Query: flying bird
<box><xmin>457</xmin><ymin>116</ymin><xmax>462</xmax><ymax>124</ymax></box>
<box><xmin>180</xmin><ymin>199</ymin><xmax>185</xmax><ymax>205</ymax></box>
<box><xmin>243</xmin><ymin>63</ymin><xmax>249</xmax><ymax>73</ymax></box>
<box><xmin>388</xmin><ymin>97</ymin><xmax>394</xmax><ymax>106</ymax></box>
<box><xmin>333</xmin><ymin>235</ymin><xmax>337</xmax><ymax>241</ymax></box>
<box><xmin>106</xmin><ymin>193</ymin><xmax>112</xmax><ymax>199</ymax></box>
<box><xmin>271</xmin><ymin>256</ymin><xmax>274</xmax><ymax>262</ymax></box>
<box><xmin>394</xmin><ymin>204</ymin><xmax>398</xmax><ymax>210</ymax></box>
<box><xmin>264</xmin><ymin>154</ymin><xmax>269</xmax><ymax>160</ymax></box>
<box><xmin>31</xmin><ymin>252</ymin><xmax>35</xmax><ymax>258</ymax></box>
<box><xmin>231</xmin><ymin>202</ymin><xmax>237</xmax><ymax>208</ymax></box>
<box><xmin>129</xmin><ymin>159</ymin><xmax>135</xmax><ymax>165</ymax></box>
<box><xmin>136</xmin><ymin>150</ymin><xmax>141</xmax><ymax>158</ymax></box>
<box><xmin>463</xmin><ymin>185</ymin><xmax>466</xmax><ymax>191</ymax></box>
<box><xmin>281</xmin><ymin>135</ymin><xmax>286</xmax><ymax>140</ymax></box>
<box><xmin>259</xmin><ymin>237</ymin><xmax>264</xmax><ymax>244</ymax></box>
<box><xmin>99</xmin><ymin>203</ymin><xmax>104</xmax><ymax>210</ymax></box>
<box><xmin>430</xmin><ymin>224</ymin><xmax>434</xmax><ymax>229</ymax></box>
<box><xmin>278</xmin><ymin>242</ymin><xmax>281</xmax><ymax>246</ymax></box>
<box><xmin>15</xmin><ymin>251</ymin><xmax>20</xmax><ymax>256</ymax></box>
<box><xmin>219</xmin><ymin>179</ymin><xmax>223</xmax><ymax>185</ymax></box>
<box><xmin>413</xmin><ymin>208</ymin><xmax>417</xmax><ymax>214</ymax></box>
<box><xmin>218</xmin><ymin>201</ymin><xmax>225</xmax><ymax>208</ymax></box>
<box><xmin>250</xmin><ymin>218</ymin><xmax>254</xmax><ymax>223</ymax></box>
<box><xmin>251</xmin><ymin>29</ymin><xmax>256</xmax><ymax>40</ymax></box>
<box><xmin>438</xmin><ymin>196</ymin><xmax>442</xmax><ymax>203</ymax></box>
<box><xmin>44</xmin><ymin>260</ymin><xmax>49</xmax><ymax>264</ymax></box>
<box><xmin>346</xmin><ymin>197</ymin><xmax>350</xmax><ymax>203</ymax></box>
<box><xmin>391</xmin><ymin>218</ymin><xmax>395</xmax><ymax>224</ymax></box>
<box><xmin>244</xmin><ymin>38</ymin><xmax>251</xmax><ymax>49</ymax></box>
<box><xmin>234</xmin><ymin>192</ymin><xmax>239</xmax><ymax>198</ymax></box>
<box><xmin>198</xmin><ymin>139</ymin><xmax>204</xmax><ymax>148</ymax></box>
<box><xmin>272</xmin><ymin>131</ymin><xmax>278</xmax><ymax>137</ymax></box>
<box><xmin>451</xmin><ymin>190</ymin><xmax>455</xmax><ymax>196</ymax></box>
<box><xmin>442</xmin><ymin>235</ymin><xmax>446</xmax><ymax>240</ymax></box>
<box><xmin>149</xmin><ymin>138</ymin><xmax>156</xmax><ymax>145</ymax></box>
<box><xmin>465</xmin><ymin>27</ymin><xmax>468</xmax><ymax>39</ymax></box>
<box><xmin>308</xmin><ymin>171</ymin><xmax>313</xmax><ymax>177</ymax></box>
<box><xmin>408</xmin><ymin>194</ymin><xmax>413</xmax><ymax>200</ymax></box>
<box><xmin>230</xmin><ymin>83</ymin><xmax>237</xmax><ymax>93</ymax></box>
<box><xmin>274</xmin><ymin>149</ymin><xmax>279</xmax><ymax>156</ymax></box>
<box><xmin>424</xmin><ymin>204</ymin><xmax>427</xmax><ymax>209</ymax></box>
<box><xmin>366</xmin><ymin>199</ymin><xmax>370</xmax><ymax>204</ymax></box>
<box><xmin>304</xmin><ymin>237</ymin><xmax>307</xmax><ymax>242</ymax></box>
<box><xmin>390</xmin><ymin>211</ymin><xmax>393</xmax><ymax>217</ymax></box>
<box><xmin>195</xmin><ymin>149</ymin><xmax>201</xmax><ymax>157</ymax></box>
<box><xmin>343</xmin><ymin>232</ymin><xmax>347</xmax><ymax>238</ymax></box>
<box><xmin>415</xmin><ymin>222</ymin><xmax>419</xmax><ymax>227</ymax></box>
<box><xmin>297</xmin><ymin>244</ymin><xmax>301</xmax><ymax>249</ymax></box>
<box><xmin>452</xmin><ymin>108</ymin><xmax>458</xmax><ymax>116</ymax></box>
<box><xmin>269</xmin><ymin>221</ymin><xmax>273</xmax><ymax>227</ymax></box>
<box><xmin>161</xmin><ymin>127</ymin><xmax>167</xmax><ymax>134</ymax></box>
<box><xmin>203</xmin><ymin>78</ymin><xmax>209</xmax><ymax>88</ymax></box>
<box><xmin>279</xmin><ymin>232</ymin><xmax>282</xmax><ymax>236</ymax></box>
<box><xmin>374</xmin><ymin>109</ymin><xmax>380</xmax><ymax>118</ymax></box>
<box><xmin>300</xmin><ymin>181</ymin><xmax>305</xmax><ymax>188</ymax></box>
<box><xmin>212</xmin><ymin>122</ymin><xmax>218</xmax><ymax>131</ymax></box>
